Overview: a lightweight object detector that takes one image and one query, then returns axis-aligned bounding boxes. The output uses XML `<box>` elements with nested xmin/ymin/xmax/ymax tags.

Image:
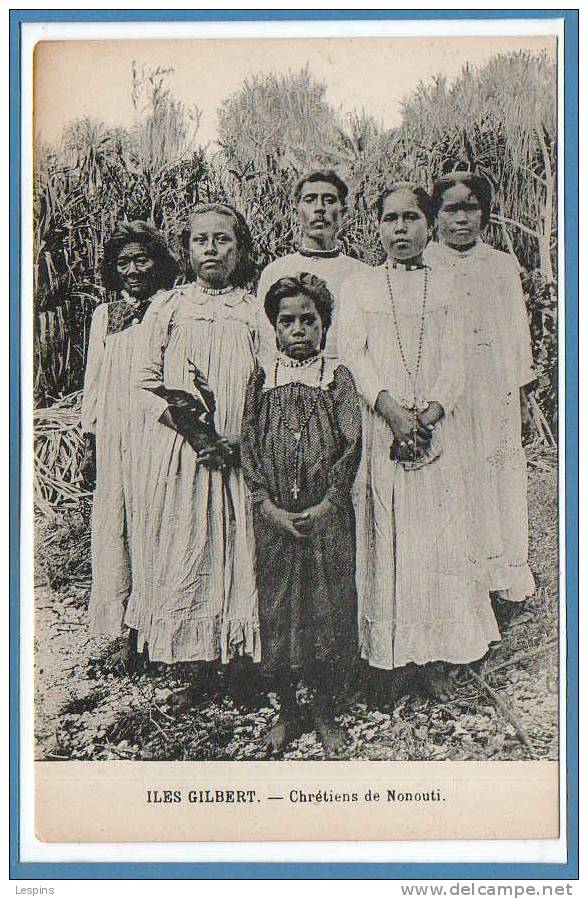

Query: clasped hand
<box><xmin>390</xmin><ymin>406</ymin><xmax>432</xmax><ymax>447</ymax></box>
<box><xmin>376</xmin><ymin>392</ymin><xmax>444</xmax><ymax>449</ymax></box>
<box><xmin>261</xmin><ymin>497</ymin><xmax>333</xmax><ymax>541</ymax></box>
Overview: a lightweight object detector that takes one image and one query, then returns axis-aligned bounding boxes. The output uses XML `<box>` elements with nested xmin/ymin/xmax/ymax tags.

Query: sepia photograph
<box><xmin>19</xmin><ymin>14</ymin><xmax>571</xmax><ymax>852</ymax></box>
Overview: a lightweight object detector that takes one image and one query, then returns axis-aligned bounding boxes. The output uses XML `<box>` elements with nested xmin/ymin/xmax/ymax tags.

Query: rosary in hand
<box><xmin>385</xmin><ymin>264</ymin><xmax>430</xmax><ymax>463</ymax></box>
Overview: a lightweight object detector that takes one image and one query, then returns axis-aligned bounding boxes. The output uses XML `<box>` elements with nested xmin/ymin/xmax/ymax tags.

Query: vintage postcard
<box><xmin>12</xmin><ymin>9</ymin><xmax>578</xmax><ymax>875</ymax></box>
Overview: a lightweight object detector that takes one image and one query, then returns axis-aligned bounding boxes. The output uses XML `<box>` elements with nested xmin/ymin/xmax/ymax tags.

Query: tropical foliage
<box><xmin>34</xmin><ymin>51</ymin><xmax>558</xmax><ymax>445</ymax></box>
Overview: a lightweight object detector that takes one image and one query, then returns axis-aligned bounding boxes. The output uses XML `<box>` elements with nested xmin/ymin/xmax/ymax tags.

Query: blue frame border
<box><xmin>10</xmin><ymin>8</ymin><xmax>579</xmax><ymax>880</ymax></box>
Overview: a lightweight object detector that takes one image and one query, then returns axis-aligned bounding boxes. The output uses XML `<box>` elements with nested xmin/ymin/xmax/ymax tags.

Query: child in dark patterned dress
<box><xmin>241</xmin><ymin>273</ymin><xmax>362</xmax><ymax>757</ymax></box>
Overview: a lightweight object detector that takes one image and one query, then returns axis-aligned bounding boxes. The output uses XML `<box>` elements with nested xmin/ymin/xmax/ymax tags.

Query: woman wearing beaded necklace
<box><xmin>241</xmin><ymin>273</ymin><xmax>362</xmax><ymax>757</ymax></box>
<box><xmin>339</xmin><ymin>183</ymin><xmax>500</xmax><ymax>702</ymax></box>
<box><xmin>128</xmin><ymin>203</ymin><xmax>260</xmax><ymax>710</ymax></box>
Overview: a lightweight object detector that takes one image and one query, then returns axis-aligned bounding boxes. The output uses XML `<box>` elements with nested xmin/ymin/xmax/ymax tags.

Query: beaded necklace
<box><xmin>276</xmin><ymin>351</ymin><xmax>320</xmax><ymax>369</ymax></box>
<box><xmin>385</xmin><ymin>262</ymin><xmax>429</xmax><ymax>461</ymax></box>
<box><xmin>274</xmin><ymin>353</ymin><xmax>325</xmax><ymax>501</ymax></box>
<box><xmin>197</xmin><ymin>282</ymin><xmax>234</xmax><ymax>296</ymax></box>
<box><xmin>298</xmin><ymin>242</ymin><xmax>342</xmax><ymax>259</ymax></box>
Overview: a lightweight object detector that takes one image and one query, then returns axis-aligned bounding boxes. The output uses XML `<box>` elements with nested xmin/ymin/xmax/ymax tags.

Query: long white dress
<box><xmin>125</xmin><ymin>284</ymin><xmax>261</xmax><ymax>664</ymax></box>
<box><xmin>81</xmin><ymin>296</ymin><xmax>151</xmax><ymax>637</ymax></box>
<box><xmin>425</xmin><ymin>241</ymin><xmax>536</xmax><ymax>602</ymax></box>
<box><xmin>339</xmin><ymin>264</ymin><xmax>500</xmax><ymax>670</ymax></box>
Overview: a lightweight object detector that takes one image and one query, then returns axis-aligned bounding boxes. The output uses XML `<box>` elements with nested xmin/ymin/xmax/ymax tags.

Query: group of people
<box><xmin>80</xmin><ymin>168</ymin><xmax>536</xmax><ymax>757</ymax></box>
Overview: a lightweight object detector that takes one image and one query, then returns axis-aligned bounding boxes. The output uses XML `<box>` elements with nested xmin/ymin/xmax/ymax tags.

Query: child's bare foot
<box><xmin>314</xmin><ymin>715</ymin><xmax>345</xmax><ymax>758</ymax></box>
<box><xmin>419</xmin><ymin>663</ymin><xmax>453</xmax><ymax>703</ymax></box>
<box><xmin>265</xmin><ymin>714</ymin><xmax>303</xmax><ymax>755</ymax></box>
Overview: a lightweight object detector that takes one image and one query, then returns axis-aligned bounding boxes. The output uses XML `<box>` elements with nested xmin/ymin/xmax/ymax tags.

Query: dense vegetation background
<box><xmin>34</xmin><ymin>52</ymin><xmax>557</xmax><ymax>445</ymax></box>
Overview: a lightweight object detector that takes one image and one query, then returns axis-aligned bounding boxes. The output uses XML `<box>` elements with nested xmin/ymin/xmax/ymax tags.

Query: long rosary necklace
<box><xmin>385</xmin><ymin>263</ymin><xmax>428</xmax><ymax>460</ymax></box>
<box><xmin>274</xmin><ymin>354</ymin><xmax>325</xmax><ymax>501</ymax></box>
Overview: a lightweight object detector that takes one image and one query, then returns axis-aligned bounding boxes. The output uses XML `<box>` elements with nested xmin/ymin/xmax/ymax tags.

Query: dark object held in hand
<box><xmin>390</xmin><ymin>437</ymin><xmax>429</xmax><ymax>463</ymax></box>
<box><xmin>389</xmin><ymin>429</ymin><xmax>441</xmax><ymax>470</ymax></box>
<box><xmin>156</xmin><ymin>361</ymin><xmax>239</xmax><ymax>469</ymax></box>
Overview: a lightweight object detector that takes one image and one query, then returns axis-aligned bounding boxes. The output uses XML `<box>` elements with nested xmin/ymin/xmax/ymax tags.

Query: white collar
<box><xmin>179</xmin><ymin>284</ymin><xmax>247</xmax><ymax>307</ymax></box>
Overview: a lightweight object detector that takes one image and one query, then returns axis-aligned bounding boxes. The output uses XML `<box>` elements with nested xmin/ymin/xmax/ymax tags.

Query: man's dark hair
<box><xmin>101</xmin><ymin>220</ymin><xmax>179</xmax><ymax>294</ymax></box>
<box><xmin>293</xmin><ymin>169</ymin><xmax>349</xmax><ymax>206</ymax></box>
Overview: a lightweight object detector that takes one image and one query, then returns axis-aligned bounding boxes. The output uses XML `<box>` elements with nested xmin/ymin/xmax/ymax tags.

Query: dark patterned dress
<box><xmin>241</xmin><ymin>356</ymin><xmax>362</xmax><ymax>674</ymax></box>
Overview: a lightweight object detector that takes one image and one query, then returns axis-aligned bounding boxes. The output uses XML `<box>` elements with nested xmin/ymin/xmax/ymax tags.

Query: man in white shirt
<box><xmin>257</xmin><ymin>169</ymin><xmax>371</xmax><ymax>362</ymax></box>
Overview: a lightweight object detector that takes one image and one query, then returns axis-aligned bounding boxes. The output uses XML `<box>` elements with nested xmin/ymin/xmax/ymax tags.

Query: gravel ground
<box><xmin>34</xmin><ymin>456</ymin><xmax>559</xmax><ymax>763</ymax></box>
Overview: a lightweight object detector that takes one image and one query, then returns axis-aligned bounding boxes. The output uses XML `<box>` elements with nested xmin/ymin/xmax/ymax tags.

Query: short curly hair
<box><xmin>375</xmin><ymin>182</ymin><xmax>435</xmax><ymax>227</ymax></box>
<box><xmin>180</xmin><ymin>202</ymin><xmax>257</xmax><ymax>287</ymax></box>
<box><xmin>431</xmin><ymin>172</ymin><xmax>492</xmax><ymax>228</ymax></box>
<box><xmin>264</xmin><ymin>273</ymin><xmax>334</xmax><ymax>348</ymax></box>
<box><xmin>101</xmin><ymin>220</ymin><xmax>179</xmax><ymax>294</ymax></box>
<box><xmin>293</xmin><ymin>169</ymin><xmax>349</xmax><ymax>205</ymax></box>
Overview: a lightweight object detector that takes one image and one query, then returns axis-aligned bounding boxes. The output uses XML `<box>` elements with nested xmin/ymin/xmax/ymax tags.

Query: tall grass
<box><xmin>33</xmin><ymin>56</ymin><xmax>558</xmax><ymax>441</ymax></box>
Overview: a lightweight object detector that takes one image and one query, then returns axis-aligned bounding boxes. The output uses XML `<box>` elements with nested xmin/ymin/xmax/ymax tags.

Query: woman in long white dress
<box><xmin>126</xmin><ymin>204</ymin><xmax>260</xmax><ymax>709</ymax></box>
<box><xmin>81</xmin><ymin>221</ymin><xmax>179</xmax><ymax>665</ymax></box>
<box><xmin>426</xmin><ymin>173</ymin><xmax>536</xmax><ymax>627</ymax></box>
<box><xmin>339</xmin><ymin>183</ymin><xmax>499</xmax><ymax>700</ymax></box>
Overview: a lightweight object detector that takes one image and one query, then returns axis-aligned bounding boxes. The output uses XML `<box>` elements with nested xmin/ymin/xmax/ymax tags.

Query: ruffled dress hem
<box><xmin>124</xmin><ymin>603</ymin><xmax>261</xmax><ymax>665</ymax></box>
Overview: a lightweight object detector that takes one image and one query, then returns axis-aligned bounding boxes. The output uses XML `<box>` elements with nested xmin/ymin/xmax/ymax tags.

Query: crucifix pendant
<box><xmin>291</xmin><ymin>481</ymin><xmax>300</xmax><ymax>500</ymax></box>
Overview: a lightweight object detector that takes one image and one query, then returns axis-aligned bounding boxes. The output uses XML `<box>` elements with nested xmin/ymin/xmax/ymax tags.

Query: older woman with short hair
<box><xmin>81</xmin><ymin>220</ymin><xmax>179</xmax><ymax>661</ymax></box>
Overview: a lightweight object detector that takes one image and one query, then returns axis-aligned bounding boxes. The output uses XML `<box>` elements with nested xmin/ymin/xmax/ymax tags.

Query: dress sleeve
<box><xmin>430</xmin><ymin>302</ymin><xmax>466</xmax><ymax>415</ymax></box>
<box><xmin>133</xmin><ymin>293</ymin><xmax>176</xmax><ymax>422</ymax></box>
<box><xmin>240</xmin><ymin>366</ymin><xmax>272</xmax><ymax>506</ymax></box>
<box><xmin>255</xmin><ymin>265</ymin><xmax>278</xmax><ymax>365</ymax></box>
<box><xmin>81</xmin><ymin>303</ymin><xmax>108</xmax><ymax>434</ymax></box>
<box><xmin>249</xmin><ymin>294</ymin><xmax>264</xmax><ymax>358</ymax></box>
<box><xmin>326</xmin><ymin>366</ymin><xmax>363</xmax><ymax>509</ymax></box>
<box><xmin>338</xmin><ymin>280</ymin><xmax>387</xmax><ymax>409</ymax></box>
<box><xmin>502</xmin><ymin>260</ymin><xmax>535</xmax><ymax>386</ymax></box>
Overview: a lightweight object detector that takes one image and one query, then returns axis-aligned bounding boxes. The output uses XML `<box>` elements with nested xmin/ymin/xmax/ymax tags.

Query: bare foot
<box><xmin>314</xmin><ymin>715</ymin><xmax>346</xmax><ymax>758</ymax></box>
<box><xmin>265</xmin><ymin>715</ymin><xmax>303</xmax><ymax>755</ymax></box>
<box><xmin>166</xmin><ymin>686</ymin><xmax>198</xmax><ymax>714</ymax></box>
<box><xmin>113</xmin><ymin>642</ymin><xmax>141</xmax><ymax>674</ymax></box>
<box><xmin>491</xmin><ymin>593</ymin><xmax>527</xmax><ymax>631</ymax></box>
<box><xmin>390</xmin><ymin>665</ymin><xmax>418</xmax><ymax>700</ymax></box>
<box><xmin>104</xmin><ymin>637</ymin><xmax>141</xmax><ymax>675</ymax></box>
<box><xmin>420</xmin><ymin>663</ymin><xmax>453</xmax><ymax>703</ymax></box>
<box><xmin>368</xmin><ymin>666</ymin><xmax>416</xmax><ymax>710</ymax></box>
